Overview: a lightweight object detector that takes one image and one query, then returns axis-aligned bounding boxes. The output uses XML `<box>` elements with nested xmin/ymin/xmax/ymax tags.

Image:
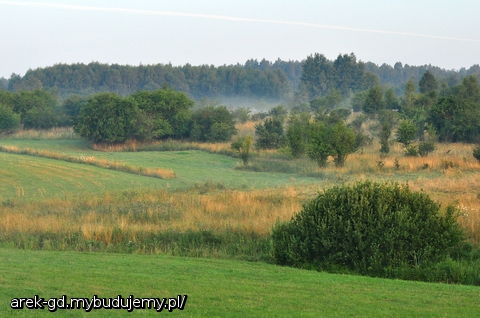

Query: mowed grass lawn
<box><xmin>0</xmin><ymin>140</ymin><xmax>321</xmax><ymax>200</ymax></box>
<box><xmin>1</xmin><ymin>248</ymin><xmax>479</xmax><ymax>317</ymax></box>
<box><xmin>0</xmin><ymin>152</ymin><xmax>167</xmax><ymax>200</ymax></box>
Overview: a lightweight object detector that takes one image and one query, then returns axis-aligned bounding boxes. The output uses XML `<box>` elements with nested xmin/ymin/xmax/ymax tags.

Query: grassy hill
<box><xmin>1</xmin><ymin>133</ymin><xmax>480</xmax><ymax>316</ymax></box>
<box><xmin>0</xmin><ymin>151</ymin><xmax>168</xmax><ymax>200</ymax></box>
<box><xmin>0</xmin><ymin>139</ymin><xmax>322</xmax><ymax>201</ymax></box>
<box><xmin>1</xmin><ymin>248</ymin><xmax>479</xmax><ymax>317</ymax></box>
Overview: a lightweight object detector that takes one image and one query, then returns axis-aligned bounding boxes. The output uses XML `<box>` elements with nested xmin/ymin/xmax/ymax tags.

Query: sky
<box><xmin>0</xmin><ymin>0</ymin><xmax>479</xmax><ymax>78</ymax></box>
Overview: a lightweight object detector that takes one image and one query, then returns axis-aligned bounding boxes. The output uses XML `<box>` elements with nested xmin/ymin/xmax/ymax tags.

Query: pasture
<box><xmin>1</xmin><ymin>128</ymin><xmax>480</xmax><ymax>316</ymax></box>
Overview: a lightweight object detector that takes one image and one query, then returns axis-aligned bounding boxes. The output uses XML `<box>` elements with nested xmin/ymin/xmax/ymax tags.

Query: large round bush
<box><xmin>272</xmin><ymin>181</ymin><xmax>464</xmax><ymax>275</ymax></box>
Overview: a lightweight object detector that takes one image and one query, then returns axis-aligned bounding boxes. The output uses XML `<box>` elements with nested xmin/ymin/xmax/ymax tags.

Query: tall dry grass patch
<box><xmin>235</xmin><ymin>120</ymin><xmax>261</xmax><ymax>136</ymax></box>
<box><xmin>0</xmin><ymin>187</ymin><xmax>307</xmax><ymax>244</ymax></box>
<box><xmin>2</xmin><ymin>127</ymin><xmax>80</xmax><ymax>140</ymax></box>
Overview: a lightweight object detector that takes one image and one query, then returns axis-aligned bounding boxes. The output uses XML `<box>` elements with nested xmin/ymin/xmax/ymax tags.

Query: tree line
<box><xmin>3</xmin><ymin>54</ymin><xmax>479</xmax><ymax>101</ymax></box>
<box><xmin>5</xmin><ymin>61</ymin><xmax>294</xmax><ymax>100</ymax></box>
<box><xmin>1</xmin><ymin>69</ymin><xmax>479</xmax><ymax>148</ymax></box>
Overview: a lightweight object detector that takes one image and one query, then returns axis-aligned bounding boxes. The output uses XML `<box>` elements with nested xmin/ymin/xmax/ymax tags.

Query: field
<box><xmin>1</xmin><ymin>126</ymin><xmax>480</xmax><ymax>315</ymax></box>
<box><xmin>1</xmin><ymin>248</ymin><xmax>480</xmax><ymax>317</ymax></box>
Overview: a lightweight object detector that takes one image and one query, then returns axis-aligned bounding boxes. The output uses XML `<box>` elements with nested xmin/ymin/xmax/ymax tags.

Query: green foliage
<box><xmin>306</xmin><ymin>121</ymin><xmax>356</xmax><ymax>167</ymax></box>
<box><xmin>74</xmin><ymin>92</ymin><xmax>139</xmax><ymax>143</ymax></box>
<box><xmin>286</xmin><ymin>112</ymin><xmax>310</xmax><ymax>157</ymax></box>
<box><xmin>379</xmin><ymin>123</ymin><xmax>391</xmax><ymax>154</ymax></box>
<box><xmin>428</xmin><ymin>94</ymin><xmax>480</xmax><ymax>143</ymax></box>
<box><xmin>231</xmin><ymin>107</ymin><xmax>251</xmax><ymax>123</ymax></box>
<box><xmin>418</xmin><ymin>141</ymin><xmax>436</xmax><ymax>157</ymax></box>
<box><xmin>358</xmin><ymin>72</ymin><xmax>381</xmax><ymax>91</ymax></box>
<box><xmin>309</xmin><ymin>89</ymin><xmax>343</xmax><ymax>112</ymax></box>
<box><xmin>404</xmin><ymin>144</ymin><xmax>419</xmax><ymax>157</ymax></box>
<box><xmin>350</xmin><ymin>114</ymin><xmax>367</xmax><ymax>132</ymax></box>
<box><xmin>419</xmin><ymin>70</ymin><xmax>439</xmax><ymax>94</ymax></box>
<box><xmin>13</xmin><ymin>61</ymin><xmax>295</xmax><ymax>100</ymax></box>
<box><xmin>351</xmin><ymin>90</ymin><xmax>368</xmax><ymax>112</ymax></box>
<box><xmin>401</xmin><ymin>80</ymin><xmax>417</xmax><ymax>111</ymax></box>
<box><xmin>329</xmin><ymin>122</ymin><xmax>357</xmax><ymax>166</ymax></box>
<box><xmin>0</xmin><ymin>103</ymin><xmax>20</xmax><ymax>132</ymax></box>
<box><xmin>384</xmin><ymin>87</ymin><xmax>400</xmax><ymax>110</ymax></box>
<box><xmin>300</xmin><ymin>53</ymin><xmax>364</xmax><ymax>99</ymax></box>
<box><xmin>130</xmin><ymin>88</ymin><xmax>194</xmax><ymax>139</ymax></box>
<box><xmin>306</xmin><ymin>121</ymin><xmax>333</xmax><ymax>167</ymax></box>
<box><xmin>362</xmin><ymin>86</ymin><xmax>384</xmax><ymax>114</ymax></box>
<box><xmin>354</xmin><ymin>131</ymin><xmax>373</xmax><ymax>148</ymax></box>
<box><xmin>191</xmin><ymin>105</ymin><xmax>237</xmax><ymax>142</ymax></box>
<box><xmin>59</xmin><ymin>94</ymin><xmax>85</xmax><ymax>125</ymax></box>
<box><xmin>396</xmin><ymin>119</ymin><xmax>417</xmax><ymax>147</ymax></box>
<box><xmin>255</xmin><ymin>117</ymin><xmax>286</xmax><ymax>149</ymax></box>
<box><xmin>377</xmin><ymin>109</ymin><xmax>399</xmax><ymax>128</ymax></box>
<box><xmin>231</xmin><ymin>135</ymin><xmax>253</xmax><ymax>165</ymax></box>
<box><xmin>272</xmin><ymin>182</ymin><xmax>465</xmax><ymax>276</ymax></box>
<box><xmin>13</xmin><ymin>89</ymin><xmax>58</xmax><ymax>116</ymax></box>
<box><xmin>268</xmin><ymin>104</ymin><xmax>289</xmax><ymax>119</ymax></box>
<box><xmin>0</xmin><ymin>89</ymin><xmax>65</xmax><ymax>129</ymax></box>
<box><xmin>22</xmin><ymin>106</ymin><xmax>62</xmax><ymax>130</ymax></box>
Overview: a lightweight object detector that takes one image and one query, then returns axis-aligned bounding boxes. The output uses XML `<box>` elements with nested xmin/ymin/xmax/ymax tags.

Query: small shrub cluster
<box><xmin>272</xmin><ymin>181</ymin><xmax>465</xmax><ymax>276</ymax></box>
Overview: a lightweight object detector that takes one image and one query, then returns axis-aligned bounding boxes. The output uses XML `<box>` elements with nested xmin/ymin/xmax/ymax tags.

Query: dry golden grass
<box><xmin>236</xmin><ymin>120</ymin><xmax>261</xmax><ymax>136</ymax></box>
<box><xmin>1</xmin><ymin>171</ymin><xmax>480</xmax><ymax>244</ymax></box>
<box><xmin>2</xmin><ymin>126</ymin><xmax>480</xmax><ymax>245</ymax></box>
<box><xmin>0</xmin><ymin>187</ymin><xmax>309</xmax><ymax>244</ymax></box>
<box><xmin>0</xmin><ymin>145</ymin><xmax>176</xmax><ymax>179</ymax></box>
<box><xmin>2</xmin><ymin>127</ymin><xmax>80</xmax><ymax>139</ymax></box>
<box><xmin>335</xmin><ymin>141</ymin><xmax>480</xmax><ymax>173</ymax></box>
<box><xmin>64</xmin><ymin>139</ymin><xmax>480</xmax><ymax>244</ymax></box>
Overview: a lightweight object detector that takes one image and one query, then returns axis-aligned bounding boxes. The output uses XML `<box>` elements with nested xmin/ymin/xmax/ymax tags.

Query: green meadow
<box><xmin>1</xmin><ymin>249</ymin><xmax>480</xmax><ymax>317</ymax></box>
<box><xmin>0</xmin><ymin>139</ymin><xmax>322</xmax><ymax>200</ymax></box>
<box><xmin>1</xmin><ymin>136</ymin><xmax>480</xmax><ymax>316</ymax></box>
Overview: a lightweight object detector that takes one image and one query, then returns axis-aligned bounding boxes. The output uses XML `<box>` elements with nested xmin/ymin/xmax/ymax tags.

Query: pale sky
<box><xmin>0</xmin><ymin>0</ymin><xmax>479</xmax><ymax>78</ymax></box>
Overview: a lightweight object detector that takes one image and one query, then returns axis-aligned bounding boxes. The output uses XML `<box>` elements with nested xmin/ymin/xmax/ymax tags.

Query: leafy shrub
<box><xmin>231</xmin><ymin>107</ymin><xmax>251</xmax><ymax>123</ymax></box>
<box><xmin>396</xmin><ymin>119</ymin><xmax>417</xmax><ymax>147</ymax></box>
<box><xmin>404</xmin><ymin>144</ymin><xmax>419</xmax><ymax>157</ymax></box>
<box><xmin>231</xmin><ymin>135</ymin><xmax>253</xmax><ymax>165</ymax></box>
<box><xmin>255</xmin><ymin>117</ymin><xmax>286</xmax><ymax>149</ymax></box>
<box><xmin>190</xmin><ymin>105</ymin><xmax>237</xmax><ymax>142</ymax></box>
<box><xmin>272</xmin><ymin>181</ymin><xmax>464</xmax><ymax>276</ymax></box>
<box><xmin>379</xmin><ymin>123</ymin><xmax>391</xmax><ymax>154</ymax></box>
<box><xmin>418</xmin><ymin>141</ymin><xmax>436</xmax><ymax>157</ymax></box>
<box><xmin>75</xmin><ymin>92</ymin><xmax>139</xmax><ymax>143</ymax></box>
<box><xmin>355</xmin><ymin>131</ymin><xmax>373</xmax><ymax>148</ymax></box>
<box><xmin>286</xmin><ymin>112</ymin><xmax>310</xmax><ymax>157</ymax></box>
<box><xmin>0</xmin><ymin>103</ymin><xmax>20</xmax><ymax>133</ymax></box>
